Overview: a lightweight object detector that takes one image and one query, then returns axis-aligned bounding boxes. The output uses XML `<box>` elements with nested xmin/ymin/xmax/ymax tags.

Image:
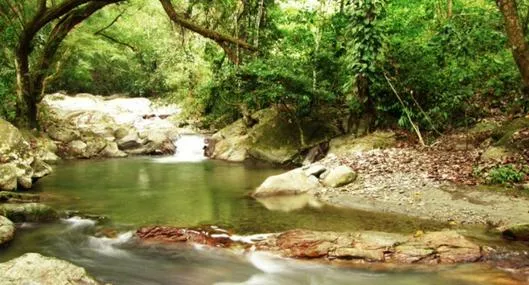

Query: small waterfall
<box><xmin>154</xmin><ymin>134</ymin><xmax>207</xmax><ymax>163</ymax></box>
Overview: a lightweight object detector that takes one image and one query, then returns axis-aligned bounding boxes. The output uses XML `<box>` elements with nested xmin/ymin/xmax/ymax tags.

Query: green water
<box><xmin>35</xmin><ymin>157</ymin><xmax>446</xmax><ymax>233</ymax></box>
<box><xmin>0</xmin><ymin>156</ymin><xmax>516</xmax><ymax>285</ymax></box>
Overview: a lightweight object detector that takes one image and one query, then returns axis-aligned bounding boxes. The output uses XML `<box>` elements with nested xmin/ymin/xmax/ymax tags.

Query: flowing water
<box><xmin>0</xmin><ymin>135</ymin><xmax>517</xmax><ymax>284</ymax></box>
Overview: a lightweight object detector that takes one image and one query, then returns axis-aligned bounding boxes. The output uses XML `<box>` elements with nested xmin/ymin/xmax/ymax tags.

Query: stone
<box><xmin>0</xmin><ymin>253</ymin><xmax>100</xmax><ymax>285</ymax></box>
<box><xmin>207</xmin><ymin>107</ymin><xmax>342</xmax><ymax>164</ymax></box>
<box><xmin>0</xmin><ymin>215</ymin><xmax>15</xmax><ymax>245</ymax></box>
<box><xmin>254</xmin><ymin>229</ymin><xmax>482</xmax><ymax>265</ymax></box>
<box><xmin>328</xmin><ymin>131</ymin><xmax>396</xmax><ymax>156</ymax></box>
<box><xmin>481</xmin><ymin>146</ymin><xmax>512</xmax><ymax>162</ymax></box>
<box><xmin>0</xmin><ymin>203</ymin><xmax>58</xmax><ymax>223</ymax></box>
<box><xmin>302</xmin><ymin>164</ymin><xmax>327</xmax><ymax>178</ymax></box>
<box><xmin>0</xmin><ymin>164</ymin><xmax>18</xmax><ymax>191</ymax></box>
<box><xmin>501</xmin><ymin>224</ymin><xmax>529</xmax><ymax>241</ymax></box>
<box><xmin>0</xmin><ymin>119</ymin><xmax>52</xmax><ymax>191</ymax></box>
<box><xmin>321</xmin><ymin>165</ymin><xmax>357</xmax><ymax>187</ymax></box>
<box><xmin>38</xmin><ymin>93</ymin><xmax>180</xmax><ymax>158</ymax></box>
<box><xmin>252</xmin><ymin>169</ymin><xmax>323</xmax><ymax>197</ymax></box>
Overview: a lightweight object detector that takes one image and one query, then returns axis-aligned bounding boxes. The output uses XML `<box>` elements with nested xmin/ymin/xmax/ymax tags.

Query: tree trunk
<box><xmin>15</xmin><ymin>35</ymin><xmax>37</xmax><ymax>129</ymax></box>
<box><xmin>497</xmin><ymin>0</ymin><xmax>529</xmax><ymax>91</ymax></box>
<box><xmin>447</xmin><ymin>0</ymin><xmax>453</xmax><ymax>18</ymax></box>
<box><xmin>357</xmin><ymin>74</ymin><xmax>375</xmax><ymax>134</ymax></box>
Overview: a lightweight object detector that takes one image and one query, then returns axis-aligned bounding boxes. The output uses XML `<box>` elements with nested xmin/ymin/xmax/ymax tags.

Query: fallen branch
<box><xmin>384</xmin><ymin>72</ymin><xmax>426</xmax><ymax>147</ymax></box>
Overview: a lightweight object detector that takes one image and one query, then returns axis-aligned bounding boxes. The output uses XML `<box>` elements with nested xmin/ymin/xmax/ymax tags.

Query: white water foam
<box><xmin>153</xmin><ymin>134</ymin><xmax>207</xmax><ymax>163</ymax></box>
<box><xmin>62</xmin><ymin>216</ymin><xmax>97</xmax><ymax>229</ymax></box>
<box><xmin>87</xmin><ymin>231</ymin><xmax>134</xmax><ymax>257</ymax></box>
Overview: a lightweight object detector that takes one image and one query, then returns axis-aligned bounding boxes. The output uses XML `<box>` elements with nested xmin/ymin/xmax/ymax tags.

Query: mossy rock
<box><xmin>502</xmin><ymin>224</ymin><xmax>529</xmax><ymax>241</ymax></box>
<box><xmin>0</xmin><ymin>191</ymin><xmax>40</xmax><ymax>203</ymax></box>
<box><xmin>494</xmin><ymin>117</ymin><xmax>529</xmax><ymax>148</ymax></box>
<box><xmin>0</xmin><ymin>203</ymin><xmax>58</xmax><ymax>223</ymax></box>
<box><xmin>328</xmin><ymin>131</ymin><xmax>396</xmax><ymax>156</ymax></box>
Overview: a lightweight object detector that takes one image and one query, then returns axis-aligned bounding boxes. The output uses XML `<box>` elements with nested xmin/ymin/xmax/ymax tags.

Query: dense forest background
<box><xmin>0</xmin><ymin>0</ymin><xmax>528</xmax><ymax>134</ymax></box>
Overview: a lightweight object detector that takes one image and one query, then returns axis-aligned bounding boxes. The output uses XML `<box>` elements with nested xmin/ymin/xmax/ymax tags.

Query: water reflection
<box><xmin>255</xmin><ymin>194</ymin><xmax>323</xmax><ymax>212</ymax></box>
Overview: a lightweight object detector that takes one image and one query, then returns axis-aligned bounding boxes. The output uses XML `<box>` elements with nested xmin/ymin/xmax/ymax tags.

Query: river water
<box><xmin>0</xmin><ymin>135</ymin><xmax>517</xmax><ymax>284</ymax></box>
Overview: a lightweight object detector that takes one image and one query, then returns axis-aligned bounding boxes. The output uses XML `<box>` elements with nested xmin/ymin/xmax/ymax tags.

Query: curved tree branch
<box><xmin>158</xmin><ymin>0</ymin><xmax>256</xmax><ymax>51</ymax></box>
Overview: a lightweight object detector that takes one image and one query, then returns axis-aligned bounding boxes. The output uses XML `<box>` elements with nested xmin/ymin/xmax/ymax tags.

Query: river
<box><xmin>0</xmin><ymin>135</ymin><xmax>518</xmax><ymax>284</ymax></box>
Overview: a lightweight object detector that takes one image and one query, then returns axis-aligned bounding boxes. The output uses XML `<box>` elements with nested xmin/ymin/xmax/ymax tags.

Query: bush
<box><xmin>486</xmin><ymin>164</ymin><xmax>526</xmax><ymax>185</ymax></box>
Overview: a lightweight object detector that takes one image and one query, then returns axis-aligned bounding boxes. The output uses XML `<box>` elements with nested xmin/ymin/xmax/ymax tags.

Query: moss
<box><xmin>0</xmin><ymin>191</ymin><xmax>39</xmax><ymax>203</ymax></box>
<box><xmin>494</xmin><ymin>117</ymin><xmax>529</xmax><ymax>147</ymax></box>
<box><xmin>502</xmin><ymin>224</ymin><xmax>529</xmax><ymax>241</ymax></box>
<box><xmin>0</xmin><ymin>203</ymin><xmax>58</xmax><ymax>223</ymax></box>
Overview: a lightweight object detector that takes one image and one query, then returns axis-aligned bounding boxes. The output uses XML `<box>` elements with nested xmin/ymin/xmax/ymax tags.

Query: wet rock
<box><xmin>321</xmin><ymin>165</ymin><xmax>357</xmax><ymax>187</ymax></box>
<box><xmin>0</xmin><ymin>191</ymin><xmax>40</xmax><ymax>203</ymax></box>
<box><xmin>0</xmin><ymin>203</ymin><xmax>58</xmax><ymax>222</ymax></box>
<box><xmin>0</xmin><ymin>119</ymin><xmax>52</xmax><ymax>191</ymax></box>
<box><xmin>255</xmin><ymin>194</ymin><xmax>323</xmax><ymax>212</ymax></box>
<box><xmin>255</xmin><ymin>229</ymin><xmax>482</xmax><ymax>264</ymax></box>
<box><xmin>0</xmin><ymin>215</ymin><xmax>15</xmax><ymax>245</ymax></box>
<box><xmin>501</xmin><ymin>224</ymin><xmax>529</xmax><ymax>241</ymax></box>
<box><xmin>0</xmin><ymin>253</ymin><xmax>100</xmax><ymax>285</ymax></box>
<box><xmin>253</xmin><ymin>169</ymin><xmax>322</xmax><ymax>197</ymax></box>
<box><xmin>136</xmin><ymin>226</ymin><xmax>233</xmax><ymax>247</ymax></box>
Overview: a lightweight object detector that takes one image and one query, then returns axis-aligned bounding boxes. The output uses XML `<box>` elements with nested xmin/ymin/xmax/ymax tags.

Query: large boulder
<box><xmin>0</xmin><ymin>215</ymin><xmax>15</xmax><ymax>245</ymax></box>
<box><xmin>253</xmin><ymin>169</ymin><xmax>323</xmax><ymax>197</ymax></box>
<box><xmin>38</xmin><ymin>93</ymin><xmax>180</xmax><ymax>159</ymax></box>
<box><xmin>207</xmin><ymin>107</ymin><xmax>342</xmax><ymax>164</ymax></box>
<box><xmin>0</xmin><ymin>253</ymin><xmax>101</xmax><ymax>285</ymax></box>
<box><xmin>321</xmin><ymin>165</ymin><xmax>357</xmax><ymax>187</ymax></box>
<box><xmin>0</xmin><ymin>119</ymin><xmax>52</xmax><ymax>191</ymax></box>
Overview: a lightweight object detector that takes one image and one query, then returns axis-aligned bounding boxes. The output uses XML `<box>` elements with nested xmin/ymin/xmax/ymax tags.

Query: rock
<box><xmin>0</xmin><ymin>119</ymin><xmax>52</xmax><ymax>191</ymax></box>
<box><xmin>253</xmin><ymin>169</ymin><xmax>323</xmax><ymax>197</ymax></box>
<box><xmin>101</xmin><ymin>141</ymin><xmax>127</xmax><ymax>158</ymax></box>
<box><xmin>207</xmin><ymin>107</ymin><xmax>342</xmax><ymax>164</ymax></box>
<box><xmin>328</xmin><ymin>131</ymin><xmax>396</xmax><ymax>156</ymax></box>
<box><xmin>255</xmin><ymin>194</ymin><xmax>323</xmax><ymax>212</ymax></box>
<box><xmin>481</xmin><ymin>146</ymin><xmax>513</xmax><ymax>162</ymax></box>
<box><xmin>0</xmin><ymin>203</ymin><xmax>58</xmax><ymax>222</ymax></box>
<box><xmin>0</xmin><ymin>215</ymin><xmax>15</xmax><ymax>245</ymax></box>
<box><xmin>0</xmin><ymin>164</ymin><xmax>18</xmax><ymax>191</ymax></box>
<box><xmin>136</xmin><ymin>226</ymin><xmax>233</xmax><ymax>247</ymax></box>
<box><xmin>494</xmin><ymin>117</ymin><xmax>529</xmax><ymax>149</ymax></box>
<box><xmin>321</xmin><ymin>165</ymin><xmax>357</xmax><ymax>187</ymax></box>
<box><xmin>38</xmin><ymin>93</ymin><xmax>180</xmax><ymax>158</ymax></box>
<box><xmin>254</xmin><ymin>229</ymin><xmax>482</xmax><ymax>264</ymax></box>
<box><xmin>0</xmin><ymin>253</ymin><xmax>101</xmax><ymax>285</ymax></box>
<box><xmin>0</xmin><ymin>191</ymin><xmax>40</xmax><ymax>203</ymax></box>
<box><xmin>501</xmin><ymin>224</ymin><xmax>529</xmax><ymax>241</ymax></box>
<box><xmin>302</xmin><ymin>164</ymin><xmax>327</xmax><ymax>178</ymax></box>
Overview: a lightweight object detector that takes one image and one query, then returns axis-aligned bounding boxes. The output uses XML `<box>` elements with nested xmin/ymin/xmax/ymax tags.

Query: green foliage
<box><xmin>486</xmin><ymin>164</ymin><xmax>526</xmax><ymax>185</ymax></box>
<box><xmin>377</xmin><ymin>0</ymin><xmax>521</xmax><ymax>131</ymax></box>
<box><xmin>344</xmin><ymin>0</ymin><xmax>387</xmax><ymax>87</ymax></box>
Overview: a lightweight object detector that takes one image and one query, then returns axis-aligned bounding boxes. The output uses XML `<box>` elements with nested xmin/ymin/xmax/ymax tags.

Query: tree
<box><xmin>158</xmin><ymin>0</ymin><xmax>256</xmax><ymax>65</ymax></box>
<box><xmin>496</xmin><ymin>0</ymin><xmax>529</xmax><ymax>96</ymax></box>
<box><xmin>344</xmin><ymin>0</ymin><xmax>386</xmax><ymax>130</ymax></box>
<box><xmin>3</xmin><ymin>0</ymin><xmax>124</xmax><ymax>129</ymax></box>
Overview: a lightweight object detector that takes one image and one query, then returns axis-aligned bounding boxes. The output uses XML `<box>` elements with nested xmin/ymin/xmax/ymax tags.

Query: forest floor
<box><xmin>313</xmin><ymin>128</ymin><xmax>529</xmax><ymax>226</ymax></box>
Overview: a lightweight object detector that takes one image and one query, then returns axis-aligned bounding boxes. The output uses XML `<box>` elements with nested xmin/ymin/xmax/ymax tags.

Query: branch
<box><xmin>97</xmin><ymin>32</ymin><xmax>137</xmax><ymax>52</ymax></box>
<box><xmin>94</xmin><ymin>6</ymin><xmax>127</xmax><ymax>35</ymax></box>
<box><xmin>158</xmin><ymin>0</ymin><xmax>256</xmax><ymax>51</ymax></box>
<box><xmin>33</xmin><ymin>1</ymin><xmax>121</xmax><ymax>100</ymax></box>
<box><xmin>384</xmin><ymin>73</ymin><xmax>426</xmax><ymax>147</ymax></box>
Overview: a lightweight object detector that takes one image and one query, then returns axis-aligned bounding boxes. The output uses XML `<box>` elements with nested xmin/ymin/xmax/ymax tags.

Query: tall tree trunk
<box><xmin>497</xmin><ymin>0</ymin><xmax>529</xmax><ymax>92</ymax></box>
<box><xmin>447</xmin><ymin>0</ymin><xmax>453</xmax><ymax>18</ymax></box>
<box><xmin>357</xmin><ymin>74</ymin><xmax>375</xmax><ymax>135</ymax></box>
<box><xmin>15</xmin><ymin>33</ymin><xmax>37</xmax><ymax>129</ymax></box>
